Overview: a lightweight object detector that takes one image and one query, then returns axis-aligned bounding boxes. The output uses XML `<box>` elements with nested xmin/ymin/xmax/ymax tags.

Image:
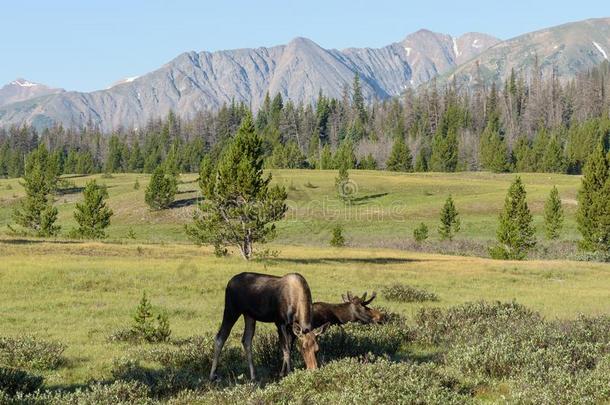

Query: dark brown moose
<box><xmin>312</xmin><ymin>291</ymin><xmax>383</xmax><ymax>329</ymax></box>
<box><xmin>209</xmin><ymin>272</ymin><xmax>329</xmax><ymax>381</ymax></box>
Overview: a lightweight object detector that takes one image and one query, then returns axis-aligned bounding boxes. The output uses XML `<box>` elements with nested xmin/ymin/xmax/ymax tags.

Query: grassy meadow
<box><xmin>0</xmin><ymin>170</ymin><xmax>609</xmax><ymax>403</ymax></box>
<box><xmin>0</xmin><ymin>170</ymin><xmax>583</xmax><ymax>249</ymax></box>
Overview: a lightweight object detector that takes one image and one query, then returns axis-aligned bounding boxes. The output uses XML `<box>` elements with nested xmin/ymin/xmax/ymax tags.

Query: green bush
<box><xmin>329</xmin><ymin>224</ymin><xmax>345</xmax><ymax>247</ymax></box>
<box><xmin>6</xmin><ymin>381</ymin><xmax>152</xmax><ymax>405</ymax></box>
<box><xmin>0</xmin><ymin>336</ymin><xmax>66</xmax><ymax>370</ymax></box>
<box><xmin>381</xmin><ymin>283</ymin><xmax>438</xmax><ymax>303</ymax></box>
<box><xmin>413</xmin><ymin>222</ymin><xmax>429</xmax><ymax>242</ymax></box>
<box><xmin>110</xmin><ymin>293</ymin><xmax>171</xmax><ymax>344</ymax></box>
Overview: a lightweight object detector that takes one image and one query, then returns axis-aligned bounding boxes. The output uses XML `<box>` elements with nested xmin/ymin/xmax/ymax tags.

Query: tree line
<box><xmin>1</xmin><ymin>61</ymin><xmax>610</xmax><ymax>178</ymax></box>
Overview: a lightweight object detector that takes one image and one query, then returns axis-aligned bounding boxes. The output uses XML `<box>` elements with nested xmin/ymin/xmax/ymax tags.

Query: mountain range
<box><xmin>0</xmin><ymin>17</ymin><xmax>609</xmax><ymax>132</ymax></box>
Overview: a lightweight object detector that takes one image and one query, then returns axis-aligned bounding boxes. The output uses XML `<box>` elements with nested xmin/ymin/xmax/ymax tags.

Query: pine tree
<box><xmin>320</xmin><ymin>144</ymin><xmax>333</xmax><ymax>170</ymax></box>
<box><xmin>490</xmin><ymin>176</ymin><xmax>536</xmax><ymax>260</ymax></box>
<box><xmin>72</xmin><ymin>180</ymin><xmax>113</xmax><ymax>239</ymax></box>
<box><xmin>12</xmin><ymin>144</ymin><xmax>60</xmax><ymax>236</ymax></box>
<box><xmin>335</xmin><ymin>163</ymin><xmax>354</xmax><ymax>204</ymax></box>
<box><xmin>386</xmin><ymin>137</ymin><xmax>412</xmax><ymax>171</ymax></box>
<box><xmin>414</xmin><ymin>150</ymin><xmax>428</xmax><ymax>172</ymax></box>
<box><xmin>577</xmin><ymin>142</ymin><xmax>610</xmax><ymax>252</ymax></box>
<box><xmin>186</xmin><ymin>114</ymin><xmax>288</xmax><ymax>260</ymax></box>
<box><xmin>479</xmin><ymin>123</ymin><xmax>510</xmax><ymax>172</ymax></box>
<box><xmin>541</xmin><ymin>134</ymin><xmax>565</xmax><ymax>173</ymax></box>
<box><xmin>145</xmin><ymin>165</ymin><xmax>177</xmax><ymax>210</ymax></box>
<box><xmin>544</xmin><ymin>186</ymin><xmax>563</xmax><ymax>240</ymax></box>
<box><xmin>438</xmin><ymin>195</ymin><xmax>461</xmax><ymax>241</ymax></box>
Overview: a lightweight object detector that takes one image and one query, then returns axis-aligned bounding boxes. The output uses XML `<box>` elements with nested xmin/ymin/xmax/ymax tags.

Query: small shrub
<box><xmin>413</xmin><ymin>222</ymin><xmax>429</xmax><ymax>242</ymax></box>
<box><xmin>329</xmin><ymin>224</ymin><xmax>345</xmax><ymax>247</ymax></box>
<box><xmin>5</xmin><ymin>184</ymin><xmax>12</xmax><ymax>190</ymax></box>
<box><xmin>0</xmin><ymin>367</ymin><xmax>43</xmax><ymax>396</ymax></box>
<box><xmin>0</xmin><ymin>336</ymin><xmax>66</xmax><ymax>370</ymax></box>
<box><xmin>127</xmin><ymin>228</ymin><xmax>136</xmax><ymax>240</ymax></box>
<box><xmin>111</xmin><ymin>293</ymin><xmax>171</xmax><ymax>343</ymax></box>
<box><xmin>134</xmin><ymin>179</ymin><xmax>140</xmax><ymax>190</ymax></box>
<box><xmin>381</xmin><ymin>283</ymin><xmax>438</xmax><ymax>303</ymax></box>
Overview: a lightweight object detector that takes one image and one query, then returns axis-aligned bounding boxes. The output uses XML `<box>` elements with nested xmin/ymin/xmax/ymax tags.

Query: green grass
<box><xmin>0</xmin><ymin>170</ymin><xmax>582</xmax><ymax>247</ymax></box>
<box><xmin>0</xmin><ymin>240</ymin><xmax>608</xmax><ymax>387</ymax></box>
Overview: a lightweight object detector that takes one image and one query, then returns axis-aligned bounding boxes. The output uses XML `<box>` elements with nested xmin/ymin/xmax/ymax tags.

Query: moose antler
<box><xmin>346</xmin><ymin>291</ymin><xmax>354</xmax><ymax>301</ymax></box>
<box><xmin>361</xmin><ymin>292</ymin><xmax>367</xmax><ymax>301</ymax></box>
<box><xmin>362</xmin><ymin>291</ymin><xmax>377</xmax><ymax>305</ymax></box>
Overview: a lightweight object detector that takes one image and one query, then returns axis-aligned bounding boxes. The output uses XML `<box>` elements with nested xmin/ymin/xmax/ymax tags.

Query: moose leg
<box><xmin>242</xmin><ymin>315</ymin><xmax>257</xmax><ymax>380</ymax></box>
<box><xmin>277</xmin><ymin>323</ymin><xmax>292</xmax><ymax>377</ymax></box>
<box><xmin>209</xmin><ymin>309</ymin><xmax>240</xmax><ymax>381</ymax></box>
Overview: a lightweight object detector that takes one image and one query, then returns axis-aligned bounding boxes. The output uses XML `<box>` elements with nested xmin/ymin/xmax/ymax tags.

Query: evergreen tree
<box><xmin>145</xmin><ymin>165</ymin><xmax>177</xmax><ymax>210</ymax></box>
<box><xmin>186</xmin><ymin>114</ymin><xmax>288</xmax><ymax>260</ymax></box>
<box><xmin>335</xmin><ymin>163</ymin><xmax>354</xmax><ymax>204</ymax></box>
<box><xmin>386</xmin><ymin>137</ymin><xmax>412</xmax><ymax>171</ymax></box>
<box><xmin>72</xmin><ymin>180</ymin><xmax>113</xmax><ymax>239</ymax></box>
<box><xmin>541</xmin><ymin>134</ymin><xmax>565</xmax><ymax>173</ymax></box>
<box><xmin>479</xmin><ymin>123</ymin><xmax>510</xmax><ymax>172</ymax></box>
<box><xmin>577</xmin><ymin>142</ymin><xmax>610</xmax><ymax>252</ymax></box>
<box><xmin>320</xmin><ymin>144</ymin><xmax>333</xmax><ymax>170</ymax></box>
<box><xmin>414</xmin><ymin>150</ymin><xmax>429</xmax><ymax>172</ymax></box>
<box><xmin>490</xmin><ymin>176</ymin><xmax>536</xmax><ymax>260</ymax></box>
<box><xmin>544</xmin><ymin>186</ymin><xmax>563</xmax><ymax>240</ymax></box>
<box><xmin>352</xmin><ymin>74</ymin><xmax>366</xmax><ymax>124</ymax></box>
<box><xmin>12</xmin><ymin>144</ymin><xmax>60</xmax><ymax>236</ymax></box>
<box><xmin>513</xmin><ymin>135</ymin><xmax>534</xmax><ymax>172</ymax></box>
<box><xmin>358</xmin><ymin>153</ymin><xmax>377</xmax><ymax>170</ymax></box>
<box><xmin>438</xmin><ymin>195</ymin><xmax>460</xmax><ymax>241</ymax></box>
<box><xmin>333</xmin><ymin>139</ymin><xmax>357</xmax><ymax>169</ymax></box>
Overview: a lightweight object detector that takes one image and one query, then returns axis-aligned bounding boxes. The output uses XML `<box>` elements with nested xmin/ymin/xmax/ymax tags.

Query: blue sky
<box><xmin>1</xmin><ymin>0</ymin><xmax>608</xmax><ymax>91</ymax></box>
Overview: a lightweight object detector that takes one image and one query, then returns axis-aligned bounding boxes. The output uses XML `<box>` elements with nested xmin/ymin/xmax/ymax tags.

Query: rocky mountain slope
<box><xmin>444</xmin><ymin>17</ymin><xmax>610</xmax><ymax>88</ymax></box>
<box><xmin>0</xmin><ymin>79</ymin><xmax>64</xmax><ymax>108</ymax></box>
<box><xmin>0</xmin><ymin>31</ymin><xmax>497</xmax><ymax>131</ymax></box>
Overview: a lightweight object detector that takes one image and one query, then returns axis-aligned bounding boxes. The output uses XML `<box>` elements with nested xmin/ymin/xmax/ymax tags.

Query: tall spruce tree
<box><xmin>438</xmin><ymin>195</ymin><xmax>460</xmax><ymax>241</ymax></box>
<box><xmin>12</xmin><ymin>144</ymin><xmax>60</xmax><ymax>236</ymax></box>
<box><xmin>544</xmin><ymin>186</ymin><xmax>563</xmax><ymax>240</ymax></box>
<box><xmin>72</xmin><ymin>180</ymin><xmax>113</xmax><ymax>239</ymax></box>
<box><xmin>386</xmin><ymin>137</ymin><xmax>412</xmax><ymax>171</ymax></box>
<box><xmin>577</xmin><ymin>142</ymin><xmax>610</xmax><ymax>252</ymax></box>
<box><xmin>490</xmin><ymin>176</ymin><xmax>536</xmax><ymax>260</ymax></box>
<box><xmin>186</xmin><ymin>114</ymin><xmax>288</xmax><ymax>260</ymax></box>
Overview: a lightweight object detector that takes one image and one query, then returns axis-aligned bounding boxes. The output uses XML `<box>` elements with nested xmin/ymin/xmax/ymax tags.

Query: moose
<box><xmin>312</xmin><ymin>291</ymin><xmax>383</xmax><ymax>328</ymax></box>
<box><xmin>209</xmin><ymin>272</ymin><xmax>329</xmax><ymax>381</ymax></box>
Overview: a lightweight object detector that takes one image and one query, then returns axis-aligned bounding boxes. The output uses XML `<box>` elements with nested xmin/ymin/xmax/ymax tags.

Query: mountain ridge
<box><xmin>0</xmin><ymin>30</ymin><xmax>498</xmax><ymax>131</ymax></box>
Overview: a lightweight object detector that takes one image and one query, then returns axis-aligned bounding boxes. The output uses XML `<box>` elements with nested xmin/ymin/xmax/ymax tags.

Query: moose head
<box><xmin>341</xmin><ymin>291</ymin><xmax>384</xmax><ymax>324</ymax></box>
<box><xmin>292</xmin><ymin>322</ymin><xmax>330</xmax><ymax>370</ymax></box>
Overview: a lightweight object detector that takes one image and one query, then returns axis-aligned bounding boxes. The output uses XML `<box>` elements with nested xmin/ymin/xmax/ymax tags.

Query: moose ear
<box><xmin>341</xmin><ymin>294</ymin><xmax>349</xmax><ymax>303</ymax></box>
<box><xmin>363</xmin><ymin>291</ymin><xmax>377</xmax><ymax>305</ymax></box>
<box><xmin>361</xmin><ymin>292</ymin><xmax>367</xmax><ymax>301</ymax></box>
<box><xmin>292</xmin><ymin>322</ymin><xmax>304</xmax><ymax>337</ymax></box>
<box><xmin>313</xmin><ymin>322</ymin><xmax>330</xmax><ymax>336</ymax></box>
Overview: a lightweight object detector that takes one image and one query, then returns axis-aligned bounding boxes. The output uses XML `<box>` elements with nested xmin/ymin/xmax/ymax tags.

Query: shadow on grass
<box><xmin>351</xmin><ymin>192</ymin><xmax>389</xmax><ymax>205</ymax></box>
<box><xmin>177</xmin><ymin>189</ymin><xmax>197</xmax><ymax>194</ymax></box>
<box><xmin>269</xmin><ymin>257</ymin><xmax>421</xmax><ymax>265</ymax></box>
<box><xmin>0</xmin><ymin>238</ymin><xmax>84</xmax><ymax>245</ymax></box>
<box><xmin>170</xmin><ymin>197</ymin><xmax>200</xmax><ymax>208</ymax></box>
<box><xmin>56</xmin><ymin>186</ymin><xmax>85</xmax><ymax>195</ymax></box>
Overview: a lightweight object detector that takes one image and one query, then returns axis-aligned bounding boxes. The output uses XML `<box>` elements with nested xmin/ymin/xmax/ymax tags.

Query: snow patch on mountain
<box><xmin>452</xmin><ymin>37</ymin><xmax>460</xmax><ymax>57</ymax></box>
<box><xmin>593</xmin><ymin>41</ymin><xmax>608</xmax><ymax>60</ymax></box>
